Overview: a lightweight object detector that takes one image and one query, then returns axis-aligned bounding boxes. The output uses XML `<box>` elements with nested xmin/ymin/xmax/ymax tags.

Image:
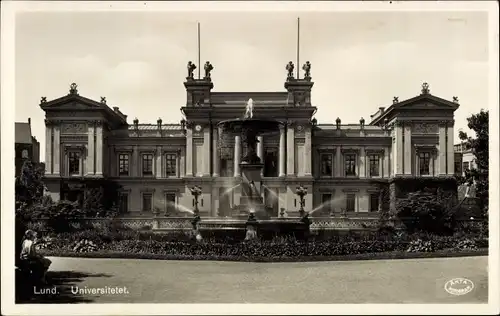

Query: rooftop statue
<box><xmin>302</xmin><ymin>61</ymin><xmax>311</xmax><ymax>79</ymax></box>
<box><xmin>204</xmin><ymin>61</ymin><xmax>213</xmax><ymax>80</ymax></box>
<box><xmin>286</xmin><ymin>61</ymin><xmax>295</xmax><ymax>79</ymax></box>
<box><xmin>187</xmin><ymin>61</ymin><xmax>197</xmax><ymax>79</ymax></box>
<box><xmin>244</xmin><ymin>98</ymin><xmax>254</xmax><ymax>119</ymax></box>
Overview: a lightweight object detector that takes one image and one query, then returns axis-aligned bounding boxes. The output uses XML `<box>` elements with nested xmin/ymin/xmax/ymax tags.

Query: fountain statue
<box><xmin>244</xmin><ymin>98</ymin><xmax>254</xmax><ymax>119</ymax></box>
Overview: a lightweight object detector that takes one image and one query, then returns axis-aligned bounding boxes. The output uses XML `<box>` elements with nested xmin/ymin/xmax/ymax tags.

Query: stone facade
<box><xmin>40</xmin><ymin>74</ymin><xmax>460</xmax><ymax>218</ymax></box>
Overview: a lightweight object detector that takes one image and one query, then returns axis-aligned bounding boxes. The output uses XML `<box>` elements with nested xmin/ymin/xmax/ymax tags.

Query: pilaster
<box><xmin>185</xmin><ymin>123</ymin><xmax>193</xmax><ymax>177</ymax></box>
<box><xmin>446</xmin><ymin>121</ymin><xmax>455</xmax><ymax>175</ymax></box>
<box><xmin>95</xmin><ymin>121</ymin><xmax>103</xmax><ymax>176</ymax></box>
<box><xmin>212</xmin><ymin>126</ymin><xmax>220</xmax><ymax>177</ymax></box>
<box><xmin>53</xmin><ymin>124</ymin><xmax>61</xmax><ymax>175</ymax></box>
<box><xmin>394</xmin><ymin>121</ymin><xmax>404</xmax><ymax>175</ymax></box>
<box><xmin>86</xmin><ymin>122</ymin><xmax>95</xmax><ymax>176</ymax></box>
<box><xmin>438</xmin><ymin>122</ymin><xmax>447</xmax><ymax>175</ymax></box>
<box><xmin>335</xmin><ymin>146</ymin><xmax>342</xmax><ymax>177</ymax></box>
<box><xmin>203</xmin><ymin>126</ymin><xmax>211</xmax><ymax>176</ymax></box>
<box><xmin>403</xmin><ymin>123</ymin><xmax>412</xmax><ymax>175</ymax></box>
<box><xmin>383</xmin><ymin>147</ymin><xmax>390</xmax><ymax>178</ymax></box>
<box><xmin>359</xmin><ymin>147</ymin><xmax>366</xmax><ymax>178</ymax></box>
<box><xmin>303</xmin><ymin>125</ymin><xmax>312</xmax><ymax>176</ymax></box>
<box><xmin>156</xmin><ymin>146</ymin><xmax>163</xmax><ymax>178</ymax></box>
<box><xmin>45</xmin><ymin>123</ymin><xmax>53</xmax><ymax>174</ymax></box>
<box><xmin>279</xmin><ymin>125</ymin><xmax>286</xmax><ymax>177</ymax></box>
<box><xmin>286</xmin><ymin>121</ymin><xmax>295</xmax><ymax>176</ymax></box>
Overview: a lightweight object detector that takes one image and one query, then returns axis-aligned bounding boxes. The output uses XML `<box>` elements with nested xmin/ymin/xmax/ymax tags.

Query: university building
<box><xmin>40</xmin><ymin>63</ymin><xmax>460</xmax><ymax>217</ymax></box>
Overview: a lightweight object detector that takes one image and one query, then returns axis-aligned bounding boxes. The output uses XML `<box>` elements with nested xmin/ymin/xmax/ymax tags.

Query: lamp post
<box><xmin>295</xmin><ymin>185</ymin><xmax>307</xmax><ymax>217</ymax></box>
<box><xmin>190</xmin><ymin>185</ymin><xmax>202</xmax><ymax>216</ymax></box>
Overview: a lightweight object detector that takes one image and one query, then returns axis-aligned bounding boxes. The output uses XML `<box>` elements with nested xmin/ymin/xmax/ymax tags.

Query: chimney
<box><xmin>28</xmin><ymin>118</ymin><xmax>31</xmax><ymax>125</ymax></box>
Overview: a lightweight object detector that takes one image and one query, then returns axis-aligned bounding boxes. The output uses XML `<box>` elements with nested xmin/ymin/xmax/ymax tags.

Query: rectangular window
<box><xmin>220</xmin><ymin>157</ymin><xmax>234</xmax><ymax>177</ymax></box>
<box><xmin>320</xmin><ymin>153</ymin><xmax>333</xmax><ymax>177</ymax></box>
<box><xmin>264</xmin><ymin>148</ymin><xmax>278</xmax><ymax>177</ymax></box>
<box><xmin>119</xmin><ymin>194</ymin><xmax>128</xmax><ymax>213</ymax></box>
<box><xmin>165</xmin><ymin>193</ymin><xmax>176</xmax><ymax>214</ymax></box>
<box><xmin>418</xmin><ymin>152</ymin><xmax>431</xmax><ymax>175</ymax></box>
<box><xmin>142</xmin><ymin>154</ymin><xmax>153</xmax><ymax>176</ymax></box>
<box><xmin>165</xmin><ymin>153</ymin><xmax>177</xmax><ymax>177</ymax></box>
<box><xmin>68</xmin><ymin>151</ymin><xmax>80</xmax><ymax>175</ymax></box>
<box><xmin>142</xmin><ymin>193</ymin><xmax>153</xmax><ymax>212</ymax></box>
<box><xmin>368</xmin><ymin>154</ymin><xmax>380</xmax><ymax>177</ymax></box>
<box><xmin>321</xmin><ymin>193</ymin><xmax>333</xmax><ymax>214</ymax></box>
<box><xmin>345</xmin><ymin>154</ymin><xmax>356</xmax><ymax>176</ymax></box>
<box><xmin>118</xmin><ymin>154</ymin><xmax>129</xmax><ymax>176</ymax></box>
<box><xmin>346</xmin><ymin>193</ymin><xmax>356</xmax><ymax>212</ymax></box>
<box><xmin>369</xmin><ymin>193</ymin><xmax>379</xmax><ymax>212</ymax></box>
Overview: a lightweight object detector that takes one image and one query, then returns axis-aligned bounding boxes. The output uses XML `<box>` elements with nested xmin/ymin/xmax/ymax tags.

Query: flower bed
<box><xmin>35</xmin><ymin>230</ymin><xmax>488</xmax><ymax>262</ymax></box>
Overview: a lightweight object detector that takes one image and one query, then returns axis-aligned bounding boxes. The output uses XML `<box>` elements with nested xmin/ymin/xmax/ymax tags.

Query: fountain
<box><xmin>218</xmin><ymin>98</ymin><xmax>283</xmax><ymax>220</ymax></box>
<box><xmin>216</xmin><ymin>99</ymin><xmax>311</xmax><ymax>240</ymax></box>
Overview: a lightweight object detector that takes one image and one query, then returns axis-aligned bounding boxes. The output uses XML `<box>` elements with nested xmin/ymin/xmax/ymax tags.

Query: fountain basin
<box><xmin>217</xmin><ymin>118</ymin><xmax>284</xmax><ymax>136</ymax></box>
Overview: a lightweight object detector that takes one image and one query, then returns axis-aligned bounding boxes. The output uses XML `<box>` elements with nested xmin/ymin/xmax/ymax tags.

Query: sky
<box><xmin>15</xmin><ymin>10</ymin><xmax>490</xmax><ymax>162</ymax></box>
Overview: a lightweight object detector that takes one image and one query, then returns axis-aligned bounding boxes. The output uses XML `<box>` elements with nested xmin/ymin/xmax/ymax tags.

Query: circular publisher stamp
<box><xmin>444</xmin><ymin>278</ymin><xmax>474</xmax><ymax>296</ymax></box>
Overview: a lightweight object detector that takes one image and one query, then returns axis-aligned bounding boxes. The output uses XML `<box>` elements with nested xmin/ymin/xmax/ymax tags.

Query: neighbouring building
<box><xmin>40</xmin><ymin>63</ymin><xmax>460</xmax><ymax>217</ymax></box>
<box><xmin>454</xmin><ymin>142</ymin><xmax>476</xmax><ymax>177</ymax></box>
<box><xmin>15</xmin><ymin>118</ymin><xmax>40</xmax><ymax>176</ymax></box>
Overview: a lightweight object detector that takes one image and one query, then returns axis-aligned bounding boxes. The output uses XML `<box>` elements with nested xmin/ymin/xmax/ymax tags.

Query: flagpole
<box><xmin>198</xmin><ymin>22</ymin><xmax>201</xmax><ymax>79</ymax></box>
<box><xmin>296</xmin><ymin>17</ymin><xmax>300</xmax><ymax>79</ymax></box>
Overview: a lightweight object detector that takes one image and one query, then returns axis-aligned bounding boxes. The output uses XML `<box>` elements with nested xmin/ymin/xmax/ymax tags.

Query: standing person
<box><xmin>20</xmin><ymin>230</ymin><xmax>51</xmax><ymax>283</ymax></box>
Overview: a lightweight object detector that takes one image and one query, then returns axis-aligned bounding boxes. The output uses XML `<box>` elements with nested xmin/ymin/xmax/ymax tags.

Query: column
<box><xmin>446</xmin><ymin>122</ymin><xmax>455</xmax><ymax>175</ymax></box>
<box><xmin>335</xmin><ymin>146</ymin><xmax>342</xmax><ymax>177</ymax></box>
<box><xmin>155</xmin><ymin>146</ymin><xmax>163</xmax><ymax>178</ymax></box>
<box><xmin>383</xmin><ymin>147</ymin><xmax>390</xmax><ymax>178</ymax></box>
<box><xmin>185</xmin><ymin>126</ymin><xmax>193</xmax><ymax>177</ymax></box>
<box><xmin>95</xmin><ymin>121</ymin><xmax>103</xmax><ymax>175</ymax></box>
<box><xmin>279</xmin><ymin>126</ymin><xmax>286</xmax><ymax>177</ymax></box>
<box><xmin>394</xmin><ymin>122</ymin><xmax>403</xmax><ymax>175</ymax></box>
<box><xmin>303</xmin><ymin>126</ymin><xmax>312</xmax><ymax>176</ymax></box>
<box><xmin>203</xmin><ymin>127</ymin><xmax>211</xmax><ymax>176</ymax></box>
<box><xmin>45</xmin><ymin>124</ymin><xmax>53</xmax><ymax>174</ymax></box>
<box><xmin>257</xmin><ymin>135</ymin><xmax>264</xmax><ymax>176</ymax></box>
<box><xmin>179</xmin><ymin>147</ymin><xmax>186</xmax><ymax>177</ymax></box>
<box><xmin>286</xmin><ymin>122</ymin><xmax>295</xmax><ymax>176</ymax></box>
<box><xmin>212</xmin><ymin>127</ymin><xmax>220</xmax><ymax>177</ymax></box>
<box><xmin>403</xmin><ymin>124</ymin><xmax>412</xmax><ymax>175</ymax></box>
<box><xmin>53</xmin><ymin>124</ymin><xmax>60</xmax><ymax>175</ymax></box>
<box><xmin>359</xmin><ymin>147</ymin><xmax>366</xmax><ymax>177</ymax></box>
<box><xmin>438</xmin><ymin>122</ymin><xmax>447</xmax><ymax>175</ymax></box>
<box><xmin>234</xmin><ymin>135</ymin><xmax>241</xmax><ymax>177</ymax></box>
<box><xmin>86</xmin><ymin>122</ymin><xmax>95</xmax><ymax>176</ymax></box>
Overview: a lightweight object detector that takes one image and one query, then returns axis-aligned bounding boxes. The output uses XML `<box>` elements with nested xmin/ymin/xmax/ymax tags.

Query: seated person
<box><xmin>20</xmin><ymin>230</ymin><xmax>51</xmax><ymax>283</ymax></box>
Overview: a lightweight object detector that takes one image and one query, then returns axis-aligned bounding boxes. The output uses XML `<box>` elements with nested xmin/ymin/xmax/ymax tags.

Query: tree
<box><xmin>15</xmin><ymin>160</ymin><xmax>46</xmax><ymax>206</ymax></box>
<box><xmin>458</xmin><ymin>110</ymin><xmax>488</xmax><ymax>214</ymax></box>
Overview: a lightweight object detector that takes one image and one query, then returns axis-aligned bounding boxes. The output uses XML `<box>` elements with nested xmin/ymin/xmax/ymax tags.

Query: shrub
<box><xmin>72</xmin><ymin>239</ymin><xmax>101</xmax><ymax>253</ymax></box>
<box><xmin>406</xmin><ymin>239</ymin><xmax>435</xmax><ymax>253</ymax></box>
<box><xmin>396</xmin><ymin>189</ymin><xmax>457</xmax><ymax>235</ymax></box>
<box><xmin>454</xmin><ymin>239</ymin><xmax>478</xmax><ymax>251</ymax></box>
